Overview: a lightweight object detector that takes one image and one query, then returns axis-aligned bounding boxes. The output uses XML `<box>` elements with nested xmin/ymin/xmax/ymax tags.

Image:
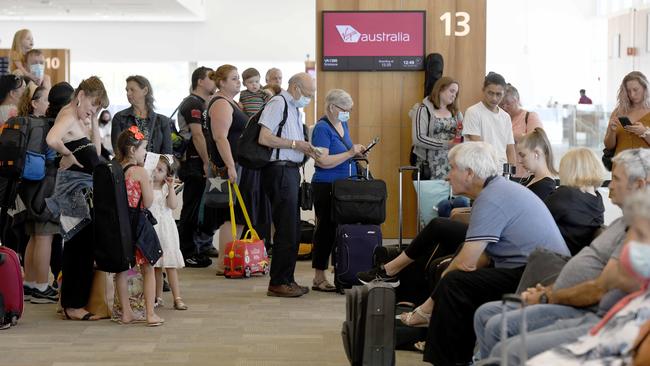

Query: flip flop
<box><xmin>63</xmin><ymin>309</ymin><xmax>99</xmax><ymax>321</ymax></box>
<box><xmin>147</xmin><ymin>319</ymin><xmax>165</xmax><ymax>327</ymax></box>
<box><xmin>115</xmin><ymin>317</ymin><xmax>147</xmax><ymax>325</ymax></box>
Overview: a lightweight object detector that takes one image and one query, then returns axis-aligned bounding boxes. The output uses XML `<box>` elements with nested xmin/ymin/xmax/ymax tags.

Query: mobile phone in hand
<box><xmin>619</xmin><ymin>116</ymin><xmax>632</xmax><ymax>127</ymax></box>
<box><xmin>362</xmin><ymin>137</ymin><xmax>380</xmax><ymax>154</ymax></box>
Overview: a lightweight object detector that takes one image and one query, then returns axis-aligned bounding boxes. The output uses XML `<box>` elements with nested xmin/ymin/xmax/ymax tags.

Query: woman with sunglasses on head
<box><xmin>0</xmin><ymin>74</ymin><xmax>27</xmax><ymax>124</ymax></box>
<box><xmin>309</xmin><ymin>89</ymin><xmax>365</xmax><ymax>292</ymax></box>
<box><xmin>18</xmin><ymin>85</ymin><xmax>49</xmax><ymax>118</ymax></box>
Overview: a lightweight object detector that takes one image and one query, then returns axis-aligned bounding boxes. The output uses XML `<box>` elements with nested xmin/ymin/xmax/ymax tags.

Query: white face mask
<box><xmin>30</xmin><ymin>64</ymin><xmax>45</xmax><ymax>80</ymax></box>
<box><xmin>295</xmin><ymin>95</ymin><xmax>311</xmax><ymax>108</ymax></box>
<box><xmin>338</xmin><ymin>111</ymin><xmax>350</xmax><ymax>122</ymax></box>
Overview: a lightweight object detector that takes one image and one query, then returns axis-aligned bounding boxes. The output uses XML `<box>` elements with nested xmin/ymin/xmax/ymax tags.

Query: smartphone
<box><xmin>619</xmin><ymin>116</ymin><xmax>632</xmax><ymax>127</ymax></box>
<box><xmin>362</xmin><ymin>137</ymin><xmax>380</xmax><ymax>154</ymax></box>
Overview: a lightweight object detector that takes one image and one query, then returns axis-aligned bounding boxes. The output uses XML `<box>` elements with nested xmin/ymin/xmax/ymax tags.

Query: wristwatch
<box><xmin>641</xmin><ymin>128</ymin><xmax>650</xmax><ymax>139</ymax></box>
<box><xmin>290</xmin><ymin>140</ymin><xmax>296</xmax><ymax>149</ymax></box>
<box><xmin>539</xmin><ymin>293</ymin><xmax>549</xmax><ymax>304</ymax></box>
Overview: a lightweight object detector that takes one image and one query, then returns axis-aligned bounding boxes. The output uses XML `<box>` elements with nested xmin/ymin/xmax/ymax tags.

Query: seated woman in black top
<box><xmin>516</xmin><ymin>128</ymin><xmax>557</xmax><ymax>200</ymax></box>
<box><xmin>544</xmin><ymin>147</ymin><xmax>605</xmax><ymax>255</ymax></box>
<box><xmin>46</xmin><ymin>76</ymin><xmax>108</xmax><ymax>321</ymax></box>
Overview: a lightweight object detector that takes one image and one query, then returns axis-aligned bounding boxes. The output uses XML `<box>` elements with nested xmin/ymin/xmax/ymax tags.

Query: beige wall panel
<box><xmin>316</xmin><ymin>0</ymin><xmax>486</xmax><ymax>238</ymax></box>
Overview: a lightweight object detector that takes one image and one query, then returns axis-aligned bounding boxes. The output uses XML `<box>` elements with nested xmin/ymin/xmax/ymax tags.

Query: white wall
<box><xmin>486</xmin><ymin>0</ymin><xmax>609</xmax><ymax>109</ymax></box>
<box><xmin>1</xmin><ymin>0</ymin><xmax>316</xmax><ymax>63</ymax></box>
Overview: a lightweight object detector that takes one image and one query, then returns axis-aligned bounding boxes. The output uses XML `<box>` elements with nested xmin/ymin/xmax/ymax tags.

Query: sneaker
<box><xmin>31</xmin><ymin>286</ymin><xmax>59</xmax><ymax>304</ymax></box>
<box><xmin>201</xmin><ymin>247</ymin><xmax>219</xmax><ymax>258</ymax></box>
<box><xmin>356</xmin><ymin>265</ymin><xmax>400</xmax><ymax>287</ymax></box>
<box><xmin>184</xmin><ymin>254</ymin><xmax>212</xmax><ymax>268</ymax></box>
<box><xmin>23</xmin><ymin>285</ymin><xmax>32</xmax><ymax>302</ymax></box>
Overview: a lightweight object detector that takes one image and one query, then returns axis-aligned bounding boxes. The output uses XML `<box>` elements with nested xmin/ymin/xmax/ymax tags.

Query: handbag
<box><xmin>331</xmin><ymin>176</ymin><xmax>387</xmax><ymax>225</ymax></box>
<box><xmin>299</xmin><ymin>166</ymin><xmax>313</xmax><ymax>211</ymax></box>
<box><xmin>602</xmin><ymin>147</ymin><xmax>615</xmax><ymax>171</ymax></box>
<box><xmin>203</xmin><ymin>167</ymin><xmax>232</xmax><ymax>209</ymax></box>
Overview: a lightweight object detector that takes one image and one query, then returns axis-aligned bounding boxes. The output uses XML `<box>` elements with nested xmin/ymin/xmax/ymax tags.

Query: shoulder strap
<box><xmin>170</xmin><ymin>94</ymin><xmax>203</xmax><ymax>119</ymax></box>
<box><xmin>274</xmin><ymin>96</ymin><xmax>289</xmax><ymax>160</ymax></box>
<box><xmin>525</xmin><ymin>111</ymin><xmax>529</xmax><ymax>127</ymax></box>
<box><xmin>323</xmin><ymin>119</ymin><xmax>352</xmax><ymax>150</ymax></box>
<box><xmin>123</xmin><ymin>164</ymin><xmax>136</xmax><ymax>173</ymax></box>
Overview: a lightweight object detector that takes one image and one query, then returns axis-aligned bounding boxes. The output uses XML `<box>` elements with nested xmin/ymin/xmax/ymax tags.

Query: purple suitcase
<box><xmin>334</xmin><ymin>224</ymin><xmax>382</xmax><ymax>293</ymax></box>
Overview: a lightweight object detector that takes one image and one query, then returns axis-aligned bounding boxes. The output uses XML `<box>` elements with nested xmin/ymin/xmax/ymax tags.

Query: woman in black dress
<box><xmin>515</xmin><ymin>128</ymin><xmax>558</xmax><ymax>200</ymax></box>
<box><xmin>46</xmin><ymin>76</ymin><xmax>108</xmax><ymax>320</ymax></box>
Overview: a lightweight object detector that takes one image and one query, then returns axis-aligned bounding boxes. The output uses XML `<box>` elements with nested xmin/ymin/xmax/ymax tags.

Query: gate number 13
<box><xmin>440</xmin><ymin>12</ymin><xmax>470</xmax><ymax>37</ymax></box>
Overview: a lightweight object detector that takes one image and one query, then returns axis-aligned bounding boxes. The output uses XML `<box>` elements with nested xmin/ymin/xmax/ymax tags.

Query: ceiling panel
<box><xmin>0</xmin><ymin>0</ymin><xmax>206</xmax><ymax>21</ymax></box>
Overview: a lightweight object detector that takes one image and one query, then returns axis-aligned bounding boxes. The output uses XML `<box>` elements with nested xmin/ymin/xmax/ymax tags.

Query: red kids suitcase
<box><xmin>224</xmin><ymin>182</ymin><xmax>269</xmax><ymax>278</ymax></box>
<box><xmin>0</xmin><ymin>245</ymin><xmax>23</xmax><ymax>328</ymax></box>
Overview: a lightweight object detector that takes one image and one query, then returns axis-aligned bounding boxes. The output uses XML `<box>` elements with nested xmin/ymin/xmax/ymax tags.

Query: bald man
<box><xmin>258</xmin><ymin>72</ymin><xmax>319</xmax><ymax>297</ymax></box>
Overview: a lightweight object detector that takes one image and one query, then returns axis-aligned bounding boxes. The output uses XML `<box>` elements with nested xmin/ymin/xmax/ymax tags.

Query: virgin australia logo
<box><xmin>336</xmin><ymin>25</ymin><xmax>410</xmax><ymax>43</ymax></box>
<box><xmin>336</xmin><ymin>25</ymin><xmax>361</xmax><ymax>43</ymax></box>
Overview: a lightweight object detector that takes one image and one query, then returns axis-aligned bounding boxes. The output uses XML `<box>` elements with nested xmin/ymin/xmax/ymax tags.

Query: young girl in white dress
<box><xmin>151</xmin><ymin>156</ymin><xmax>188</xmax><ymax>310</ymax></box>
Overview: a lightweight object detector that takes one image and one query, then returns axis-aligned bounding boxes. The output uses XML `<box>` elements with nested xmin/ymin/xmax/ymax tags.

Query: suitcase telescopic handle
<box><xmin>398</xmin><ymin>166</ymin><xmax>421</xmax><ymax>245</ymax></box>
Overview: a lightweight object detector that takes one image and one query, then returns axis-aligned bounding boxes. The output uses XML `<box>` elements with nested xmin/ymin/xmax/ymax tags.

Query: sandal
<box><xmin>154</xmin><ymin>297</ymin><xmax>165</xmax><ymax>308</ymax></box>
<box><xmin>414</xmin><ymin>341</ymin><xmax>426</xmax><ymax>352</ymax></box>
<box><xmin>63</xmin><ymin>309</ymin><xmax>99</xmax><ymax>321</ymax></box>
<box><xmin>311</xmin><ymin>279</ymin><xmax>337</xmax><ymax>292</ymax></box>
<box><xmin>174</xmin><ymin>297</ymin><xmax>188</xmax><ymax>310</ymax></box>
<box><xmin>399</xmin><ymin>306</ymin><xmax>431</xmax><ymax>328</ymax></box>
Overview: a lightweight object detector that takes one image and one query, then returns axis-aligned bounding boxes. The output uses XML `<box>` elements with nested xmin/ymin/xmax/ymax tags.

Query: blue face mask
<box><xmin>30</xmin><ymin>64</ymin><xmax>45</xmax><ymax>80</ymax></box>
<box><xmin>295</xmin><ymin>95</ymin><xmax>311</xmax><ymax>108</ymax></box>
<box><xmin>628</xmin><ymin>240</ymin><xmax>650</xmax><ymax>279</ymax></box>
<box><xmin>338</xmin><ymin>111</ymin><xmax>350</xmax><ymax>122</ymax></box>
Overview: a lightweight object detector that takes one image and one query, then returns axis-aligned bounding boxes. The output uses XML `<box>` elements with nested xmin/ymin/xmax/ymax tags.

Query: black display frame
<box><xmin>321</xmin><ymin>10</ymin><xmax>426</xmax><ymax>72</ymax></box>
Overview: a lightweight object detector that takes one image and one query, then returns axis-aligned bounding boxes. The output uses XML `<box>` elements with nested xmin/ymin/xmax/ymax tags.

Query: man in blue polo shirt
<box><xmin>410</xmin><ymin>142</ymin><xmax>569</xmax><ymax>366</ymax></box>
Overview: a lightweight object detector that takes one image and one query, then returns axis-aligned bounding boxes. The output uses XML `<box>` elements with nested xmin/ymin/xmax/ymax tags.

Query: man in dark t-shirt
<box><xmin>177</xmin><ymin>66</ymin><xmax>217</xmax><ymax>266</ymax></box>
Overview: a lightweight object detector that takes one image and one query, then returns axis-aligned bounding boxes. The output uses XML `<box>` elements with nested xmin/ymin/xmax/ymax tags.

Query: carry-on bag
<box><xmin>474</xmin><ymin>294</ymin><xmax>528</xmax><ymax>366</ymax></box>
<box><xmin>342</xmin><ymin>282</ymin><xmax>396</xmax><ymax>366</ymax></box>
<box><xmin>334</xmin><ymin>224</ymin><xmax>382</xmax><ymax>292</ymax></box>
<box><xmin>332</xmin><ymin>158</ymin><xmax>387</xmax><ymax>225</ymax></box>
<box><xmin>223</xmin><ymin>181</ymin><xmax>269</xmax><ymax>278</ymax></box>
<box><xmin>0</xmin><ymin>246</ymin><xmax>23</xmax><ymax>328</ymax></box>
<box><xmin>93</xmin><ymin>160</ymin><xmax>135</xmax><ymax>273</ymax></box>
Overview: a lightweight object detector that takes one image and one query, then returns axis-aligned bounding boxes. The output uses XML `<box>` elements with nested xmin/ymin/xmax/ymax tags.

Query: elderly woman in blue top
<box><xmin>310</xmin><ymin>89</ymin><xmax>365</xmax><ymax>292</ymax></box>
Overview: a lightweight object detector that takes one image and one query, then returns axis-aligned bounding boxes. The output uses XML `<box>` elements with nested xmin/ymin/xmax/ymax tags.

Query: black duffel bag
<box><xmin>331</xmin><ymin>177</ymin><xmax>387</xmax><ymax>225</ymax></box>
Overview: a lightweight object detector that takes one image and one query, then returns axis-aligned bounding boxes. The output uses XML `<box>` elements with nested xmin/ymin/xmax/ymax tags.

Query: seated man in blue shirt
<box><xmin>401</xmin><ymin>142</ymin><xmax>569</xmax><ymax>366</ymax></box>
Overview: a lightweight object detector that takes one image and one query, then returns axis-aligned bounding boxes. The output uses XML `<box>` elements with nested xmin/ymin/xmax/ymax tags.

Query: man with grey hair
<box><xmin>265</xmin><ymin>68</ymin><xmax>282</xmax><ymax>87</ymax></box>
<box><xmin>417</xmin><ymin>142</ymin><xmax>569</xmax><ymax>365</ymax></box>
<box><xmin>476</xmin><ymin>147</ymin><xmax>650</xmax><ymax>365</ymax></box>
<box><xmin>258</xmin><ymin>72</ymin><xmax>319</xmax><ymax>298</ymax></box>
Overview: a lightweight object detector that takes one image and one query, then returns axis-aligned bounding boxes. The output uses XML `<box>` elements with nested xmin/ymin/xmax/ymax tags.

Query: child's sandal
<box><xmin>174</xmin><ymin>297</ymin><xmax>188</xmax><ymax>310</ymax></box>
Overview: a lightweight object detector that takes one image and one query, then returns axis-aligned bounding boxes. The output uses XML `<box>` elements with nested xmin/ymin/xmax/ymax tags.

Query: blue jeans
<box><xmin>491</xmin><ymin>312</ymin><xmax>601</xmax><ymax>365</ymax></box>
<box><xmin>474</xmin><ymin>301</ymin><xmax>590</xmax><ymax>358</ymax></box>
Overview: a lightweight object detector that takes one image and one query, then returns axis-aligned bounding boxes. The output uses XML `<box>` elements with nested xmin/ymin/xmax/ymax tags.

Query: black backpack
<box><xmin>236</xmin><ymin>96</ymin><xmax>288</xmax><ymax>169</ymax></box>
<box><xmin>423</xmin><ymin>53</ymin><xmax>444</xmax><ymax>98</ymax></box>
<box><xmin>0</xmin><ymin>116</ymin><xmax>52</xmax><ymax>208</ymax></box>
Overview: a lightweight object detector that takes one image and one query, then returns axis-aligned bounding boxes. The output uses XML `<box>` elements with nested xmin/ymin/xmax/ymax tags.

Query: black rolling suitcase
<box><xmin>342</xmin><ymin>282</ymin><xmax>396</xmax><ymax>366</ymax></box>
<box><xmin>334</xmin><ymin>224</ymin><xmax>382</xmax><ymax>292</ymax></box>
<box><xmin>93</xmin><ymin>159</ymin><xmax>134</xmax><ymax>273</ymax></box>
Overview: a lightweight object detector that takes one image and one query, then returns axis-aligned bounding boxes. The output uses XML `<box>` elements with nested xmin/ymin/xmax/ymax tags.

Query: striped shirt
<box><xmin>239</xmin><ymin>89</ymin><xmax>268</xmax><ymax>117</ymax></box>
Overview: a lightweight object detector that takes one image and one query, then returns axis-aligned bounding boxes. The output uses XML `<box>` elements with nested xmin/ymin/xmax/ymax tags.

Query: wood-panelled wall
<box><xmin>0</xmin><ymin>49</ymin><xmax>70</xmax><ymax>85</ymax></box>
<box><xmin>316</xmin><ymin>0</ymin><xmax>486</xmax><ymax>238</ymax></box>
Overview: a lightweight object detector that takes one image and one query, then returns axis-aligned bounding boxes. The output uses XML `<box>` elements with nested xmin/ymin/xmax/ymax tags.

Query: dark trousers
<box><xmin>261</xmin><ymin>165</ymin><xmax>300</xmax><ymax>286</ymax></box>
<box><xmin>50</xmin><ymin>234</ymin><xmax>63</xmax><ymax>279</ymax></box>
<box><xmin>178</xmin><ymin>173</ymin><xmax>206</xmax><ymax>257</ymax></box>
<box><xmin>404</xmin><ymin>217</ymin><xmax>468</xmax><ymax>260</ymax></box>
<box><xmin>60</xmin><ymin>223</ymin><xmax>95</xmax><ymax>309</ymax></box>
<box><xmin>312</xmin><ymin>182</ymin><xmax>335</xmax><ymax>271</ymax></box>
<box><xmin>423</xmin><ymin>266</ymin><xmax>525</xmax><ymax>366</ymax></box>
